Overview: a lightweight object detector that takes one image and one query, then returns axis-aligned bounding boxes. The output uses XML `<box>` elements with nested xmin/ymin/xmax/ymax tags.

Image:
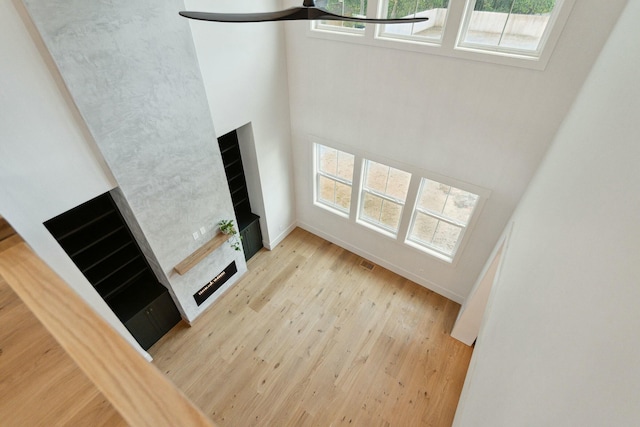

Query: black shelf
<box><xmin>101</xmin><ymin>268</ymin><xmax>146</xmax><ymax>301</ymax></box>
<box><xmin>44</xmin><ymin>192</ymin><xmax>181</xmax><ymax>350</ymax></box>
<box><xmin>72</xmin><ymin>228</ymin><xmax>132</xmax><ymax>271</ymax></box>
<box><xmin>67</xmin><ymin>225</ymin><xmax>126</xmax><ymax>258</ymax></box>
<box><xmin>231</xmin><ymin>186</ymin><xmax>245</xmax><ymax>196</ymax></box>
<box><xmin>45</xmin><ymin>195</ymin><xmax>116</xmax><ymax>237</ymax></box>
<box><xmin>220</xmin><ymin>144</ymin><xmax>235</xmax><ymax>155</ymax></box>
<box><xmin>218</xmin><ymin>130</ymin><xmax>263</xmax><ymax>261</ymax></box>
<box><xmin>91</xmin><ymin>254</ymin><xmax>143</xmax><ymax>289</ymax></box>
<box><xmin>233</xmin><ymin>196</ymin><xmax>249</xmax><ymax>208</ymax></box>
<box><xmin>81</xmin><ymin>241</ymin><xmax>135</xmax><ymax>273</ymax></box>
<box><xmin>224</xmin><ymin>157</ymin><xmax>242</xmax><ymax>169</ymax></box>
<box><xmin>55</xmin><ymin>210</ymin><xmax>115</xmax><ymax>240</ymax></box>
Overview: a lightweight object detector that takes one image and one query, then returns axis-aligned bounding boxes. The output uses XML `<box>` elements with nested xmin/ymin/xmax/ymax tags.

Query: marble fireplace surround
<box><xmin>22</xmin><ymin>0</ymin><xmax>247</xmax><ymax>322</ymax></box>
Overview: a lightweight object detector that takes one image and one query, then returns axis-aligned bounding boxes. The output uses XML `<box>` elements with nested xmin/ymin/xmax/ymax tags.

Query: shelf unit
<box><xmin>44</xmin><ymin>192</ymin><xmax>181</xmax><ymax>350</ymax></box>
<box><xmin>218</xmin><ymin>130</ymin><xmax>263</xmax><ymax>261</ymax></box>
<box><xmin>173</xmin><ymin>232</ymin><xmax>231</xmax><ymax>275</ymax></box>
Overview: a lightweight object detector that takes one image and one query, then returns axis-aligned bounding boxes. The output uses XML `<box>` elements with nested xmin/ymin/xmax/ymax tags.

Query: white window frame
<box><xmin>309</xmin><ymin>138</ymin><xmax>490</xmax><ymax>264</ymax></box>
<box><xmin>357</xmin><ymin>159</ymin><xmax>411</xmax><ymax>236</ymax></box>
<box><xmin>375</xmin><ymin>0</ymin><xmax>451</xmax><ymax>46</ymax></box>
<box><xmin>313</xmin><ymin>143</ymin><xmax>355</xmax><ymax>217</ymax></box>
<box><xmin>307</xmin><ymin>0</ymin><xmax>576</xmax><ymax>70</ymax></box>
<box><xmin>405</xmin><ymin>177</ymin><xmax>479</xmax><ymax>262</ymax></box>
<box><xmin>455</xmin><ymin>0</ymin><xmax>569</xmax><ymax>59</ymax></box>
<box><xmin>311</xmin><ymin>0</ymin><xmax>369</xmax><ymax>36</ymax></box>
<box><xmin>313</xmin><ymin>20</ymin><xmax>367</xmax><ymax>36</ymax></box>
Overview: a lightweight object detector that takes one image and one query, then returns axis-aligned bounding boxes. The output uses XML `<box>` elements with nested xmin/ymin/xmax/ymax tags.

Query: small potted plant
<box><xmin>218</xmin><ymin>219</ymin><xmax>241</xmax><ymax>251</ymax></box>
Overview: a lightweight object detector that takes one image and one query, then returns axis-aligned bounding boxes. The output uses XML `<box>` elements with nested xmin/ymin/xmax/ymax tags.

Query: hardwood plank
<box><xmin>64</xmin><ymin>393</ymin><xmax>128</xmax><ymax>427</ymax></box>
<box><xmin>0</xmin><ymin>216</ymin><xmax>15</xmax><ymax>241</ymax></box>
<box><xmin>0</xmin><ymin>233</ymin><xmax>22</xmax><ymax>253</ymax></box>
<box><xmin>0</xmin><ymin>242</ymin><xmax>214</xmax><ymax>427</ymax></box>
<box><xmin>0</xmin><ymin>263</ymin><xmax>126</xmax><ymax>426</ymax></box>
<box><xmin>150</xmin><ymin>228</ymin><xmax>473</xmax><ymax>426</ymax></box>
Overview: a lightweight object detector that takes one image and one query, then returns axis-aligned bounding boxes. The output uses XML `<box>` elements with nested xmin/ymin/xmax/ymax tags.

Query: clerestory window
<box><xmin>457</xmin><ymin>0</ymin><xmax>565</xmax><ymax>57</ymax></box>
<box><xmin>314</xmin><ymin>0</ymin><xmax>369</xmax><ymax>34</ymax></box>
<box><xmin>309</xmin><ymin>0</ymin><xmax>575</xmax><ymax>69</ymax></box>
<box><xmin>378</xmin><ymin>0</ymin><xmax>450</xmax><ymax>44</ymax></box>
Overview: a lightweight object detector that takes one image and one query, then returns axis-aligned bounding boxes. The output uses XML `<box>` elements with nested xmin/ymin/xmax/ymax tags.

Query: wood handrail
<box><xmin>0</xmin><ymin>243</ymin><xmax>215</xmax><ymax>427</ymax></box>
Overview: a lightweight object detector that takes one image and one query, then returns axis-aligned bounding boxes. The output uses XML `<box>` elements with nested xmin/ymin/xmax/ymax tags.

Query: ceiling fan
<box><xmin>179</xmin><ymin>0</ymin><xmax>428</xmax><ymax>24</ymax></box>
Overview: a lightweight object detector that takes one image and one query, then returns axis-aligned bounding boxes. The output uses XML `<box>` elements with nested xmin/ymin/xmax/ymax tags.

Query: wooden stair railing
<box><xmin>0</xmin><ymin>242</ymin><xmax>215</xmax><ymax>427</ymax></box>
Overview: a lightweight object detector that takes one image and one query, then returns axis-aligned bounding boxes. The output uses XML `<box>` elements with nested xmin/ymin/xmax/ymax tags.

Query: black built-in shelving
<box><xmin>218</xmin><ymin>130</ymin><xmax>263</xmax><ymax>261</ymax></box>
<box><xmin>44</xmin><ymin>192</ymin><xmax>180</xmax><ymax>350</ymax></box>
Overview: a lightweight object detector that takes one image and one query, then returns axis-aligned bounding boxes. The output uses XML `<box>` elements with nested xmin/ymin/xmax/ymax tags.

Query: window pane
<box><xmin>318</xmin><ymin>145</ymin><xmax>338</xmax><ymax>175</ymax></box>
<box><xmin>335</xmin><ymin>181</ymin><xmax>352</xmax><ymax>210</ymax></box>
<box><xmin>362</xmin><ymin>192</ymin><xmax>384</xmax><ymax>222</ymax></box>
<box><xmin>380</xmin><ymin>199</ymin><xmax>403</xmax><ymax>230</ymax></box>
<box><xmin>316</xmin><ymin>144</ymin><xmax>354</xmax><ymax>184</ymax></box>
<box><xmin>409</xmin><ymin>177</ymin><xmax>480</xmax><ymax>259</ymax></box>
<box><xmin>336</xmin><ymin>151</ymin><xmax>355</xmax><ymax>181</ymax></box>
<box><xmin>362</xmin><ymin>192</ymin><xmax>403</xmax><ymax>231</ymax></box>
<box><xmin>380</xmin><ymin>0</ymin><xmax>450</xmax><ymax>43</ymax></box>
<box><xmin>360</xmin><ymin>159</ymin><xmax>410</xmax><ymax>234</ymax></box>
<box><xmin>318</xmin><ymin>176</ymin><xmax>352</xmax><ymax>212</ymax></box>
<box><xmin>411</xmin><ymin>212</ymin><xmax>438</xmax><ymax>243</ymax></box>
<box><xmin>315</xmin><ymin>144</ymin><xmax>354</xmax><ymax>214</ymax></box>
<box><xmin>431</xmin><ymin>221</ymin><xmax>462</xmax><ymax>254</ymax></box>
<box><xmin>318</xmin><ymin>175</ymin><xmax>337</xmax><ymax>205</ymax></box>
<box><xmin>318</xmin><ymin>0</ymin><xmax>368</xmax><ymax>31</ymax></box>
<box><xmin>364</xmin><ymin>161</ymin><xmax>391</xmax><ymax>193</ymax></box>
<box><xmin>387</xmin><ymin>167</ymin><xmax>412</xmax><ymax>200</ymax></box>
<box><xmin>442</xmin><ymin>187</ymin><xmax>479</xmax><ymax>223</ymax></box>
<box><xmin>409</xmin><ymin>212</ymin><xmax>462</xmax><ymax>255</ymax></box>
<box><xmin>417</xmin><ymin>178</ymin><xmax>478</xmax><ymax>223</ymax></box>
<box><xmin>417</xmin><ymin>180</ymin><xmax>450</xmax><ymax>213</ymax></box>
<box><xmin>460</xmin><ymin>0</ymin><xmax>557</xmax><ymax>53</ymax></box>
<box><xmin>363</xmin><ymin>160</ymin><xmax>411</xmax><ymax>200</ymax></box>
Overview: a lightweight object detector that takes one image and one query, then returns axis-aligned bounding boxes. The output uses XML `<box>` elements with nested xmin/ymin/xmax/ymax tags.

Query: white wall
<box><xmin>283</xmin><ymin>0</ymin><xmax>627</xmax><ymax>301</ymax></box>
<box><xmin>185</xmin><ymin>0</ymin><xmax>297</xmax><ymax>248</ymax></box>
<box><xmin>0</xmin><ymin>0</ymin><xmax>147</xmax><ymax>357</ymax></box>
<box><xmin>454</xmin><ymin>0</ymin><xmax>640</xmax><ymax>424</ymax></box>
<box><xmin>451</xmin><ymin>236</ymin><xmax>505</xmax><ymax>345</ymax></box>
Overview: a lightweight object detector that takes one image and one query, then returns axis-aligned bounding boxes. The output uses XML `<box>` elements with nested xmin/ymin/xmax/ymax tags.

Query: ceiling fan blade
<box><xmin>180</xmin><ymin>7</ymin><xmax>428</xmax><ymax>24</ymax></box>
<box><xmin>317</xmin><ymin>10</ymin><xmax>428</xmax><ymax>24</ymax></box>
<box><xmin>179</xmin><ymin>8</ymin><xmax>307</xmax><ymax>23</ymax></box>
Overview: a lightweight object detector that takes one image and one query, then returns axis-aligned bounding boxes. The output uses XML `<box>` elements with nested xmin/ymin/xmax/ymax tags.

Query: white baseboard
<box><xmin>264</xmin><ymin>222</ymin><xmax>297</xmax><ymax>250</ymax></box>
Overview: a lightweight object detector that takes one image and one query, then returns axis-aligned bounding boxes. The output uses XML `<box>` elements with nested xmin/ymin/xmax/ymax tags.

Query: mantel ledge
<box><xmin>173</xmin><ymin>233</ymin><xmax>230</xmax><ymax>275</ymax></box>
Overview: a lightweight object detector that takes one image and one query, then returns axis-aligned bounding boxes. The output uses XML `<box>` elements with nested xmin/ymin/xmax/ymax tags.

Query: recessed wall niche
<box><xmin>44</xmin><ymin>191</ymin><xmax>181</xmax><ymax>350</ymax></box>
<box><xmin>218</xmin><ymin>129</ymin><xmax>263</xmax><ymax>261</ymax></box>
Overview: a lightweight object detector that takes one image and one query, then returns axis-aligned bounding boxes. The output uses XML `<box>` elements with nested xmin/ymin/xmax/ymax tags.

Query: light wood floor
<box><xmin>150</xmin><ymin>228</ymin><xmax>473</xmax><ymax>426</ymax></box>
<box><xmin>0</xmin><ymin>225</ymin><xmax>126</xmax><ymax>426</ymax></box>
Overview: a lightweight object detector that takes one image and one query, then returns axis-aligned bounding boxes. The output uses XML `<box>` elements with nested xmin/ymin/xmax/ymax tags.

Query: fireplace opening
<box><xmin>194</xmin><ymin>261</ymin><xmax>237</xmax><ymax>306</ymax></box>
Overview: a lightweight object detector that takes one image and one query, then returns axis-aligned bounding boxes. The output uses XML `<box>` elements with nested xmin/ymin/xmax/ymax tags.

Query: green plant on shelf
<box><xmin>218</xmin><ymin>219</ymin><xmax>242</xmax><ymax>251</ymax></box>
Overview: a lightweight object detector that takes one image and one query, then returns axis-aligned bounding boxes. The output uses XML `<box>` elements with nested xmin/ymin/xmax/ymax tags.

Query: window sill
<box><xmin>355</xmin><ymin>218</ymin><xmax>398</xmax><ymax>240</ymax></box>
<box><xmin>314</xmin><ymin>201</ymin><xmax>350</xmax><ymax>219</ymax></box>
<box><xmin>308</xmin><ymin>25</ymin><xmax>552</xmax><ymax>70</ymax></box>
<box><xmin>404</xmin><ymin>239</ymin><xmax>454</xmax><ymax>264</ymax></box>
